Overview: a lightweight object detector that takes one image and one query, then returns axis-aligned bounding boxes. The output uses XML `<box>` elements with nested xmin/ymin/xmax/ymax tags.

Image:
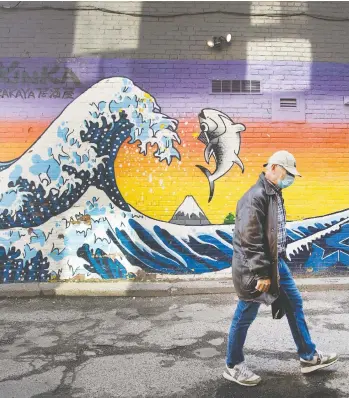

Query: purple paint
<box><xmin>1</xmin><ymin>57</ymin><xmax>349</xmax><ymax>122</ymax></box>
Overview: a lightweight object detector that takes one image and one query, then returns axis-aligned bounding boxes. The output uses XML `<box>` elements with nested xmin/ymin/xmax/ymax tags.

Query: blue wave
<box><xmin>1</xmin><ymin>205</ymin><xmax>349</xmax><ymax>283</ymax></box>
<box><xmin>0</xmin><ymin>77</ymin><xmax>179</xmax><ymax>230</ymax></box>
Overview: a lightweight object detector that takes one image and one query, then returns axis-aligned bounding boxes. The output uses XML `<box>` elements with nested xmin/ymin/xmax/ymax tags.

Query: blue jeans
<box><xmin>226</xmin><ymin>259</ymin><xmax>317</xmax><ymax>367</ymax></box>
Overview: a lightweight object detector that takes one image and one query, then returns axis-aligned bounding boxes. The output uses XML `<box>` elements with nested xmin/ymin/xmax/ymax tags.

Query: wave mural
<box><xmin>0</xmin><ymin>77</ymin><xmax>180</xmax><ymax>228</ymax></box>
<box><xmin>0</xmin><ymin>71</ymin><xmax>348</xmax><ymax>283</ymax></box>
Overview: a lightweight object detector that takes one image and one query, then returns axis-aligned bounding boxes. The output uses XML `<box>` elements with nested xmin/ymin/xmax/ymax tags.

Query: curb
<box><xmin>1</xmin><ymin>277</ymin><xmax>349</xmax><ymax>298</ymax></box>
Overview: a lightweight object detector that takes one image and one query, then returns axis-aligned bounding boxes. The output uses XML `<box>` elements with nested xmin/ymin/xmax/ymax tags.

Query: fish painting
<box><xmin>196</xmin><ymin>109</ymin><xmax>245</xmax><ymax>202</ymax></box>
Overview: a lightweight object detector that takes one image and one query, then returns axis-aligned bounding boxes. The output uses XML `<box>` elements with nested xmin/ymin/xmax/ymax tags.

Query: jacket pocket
<box><xmin>241</xmin><ymin>274</ymin><xmax>256</xmax><ymax>291</ymax></box>
<box><xmin>241</xmin><ymin>274</ymin><xmax>262</xmax><ymax>298</ymax></box>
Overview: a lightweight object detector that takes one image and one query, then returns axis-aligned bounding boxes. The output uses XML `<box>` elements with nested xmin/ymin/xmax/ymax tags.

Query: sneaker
<box><xmin>300</xmin><ymin>351</ymin><xmax>339</xmax><ymax>374</ymax></box>
<box><xmin>223</xmin><ymin>362</ymin><xmax>261</xmax><ymax>387</ymax></box>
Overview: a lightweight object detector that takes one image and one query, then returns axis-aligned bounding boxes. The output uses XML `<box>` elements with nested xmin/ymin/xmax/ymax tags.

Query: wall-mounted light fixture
<box><xmin>207</xmin><ymin>34</ymin><xmax>232</xmax><ymax>49</ymax></box>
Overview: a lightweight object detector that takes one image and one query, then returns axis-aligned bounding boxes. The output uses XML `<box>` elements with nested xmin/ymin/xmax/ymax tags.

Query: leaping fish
<box><xmin>196</xmin><ymin>109</ymin><xmax>245</xmax><ymax>202</ymax></box>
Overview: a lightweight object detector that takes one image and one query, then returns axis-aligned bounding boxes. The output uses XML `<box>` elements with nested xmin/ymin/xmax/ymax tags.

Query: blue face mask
<box><xmin>277</xmin><ymin>173</ymin><xmax>295</xmax><ymax>189</ymax></box>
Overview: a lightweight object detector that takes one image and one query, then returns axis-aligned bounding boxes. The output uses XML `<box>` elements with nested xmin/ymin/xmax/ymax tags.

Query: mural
<box><xmin>0</xmin><ymin>58</ymin><xmax>348</xmax><ymax>283</ymax></box>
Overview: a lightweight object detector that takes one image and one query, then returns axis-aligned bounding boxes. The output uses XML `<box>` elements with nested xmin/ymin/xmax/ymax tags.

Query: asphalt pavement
<box><xmin>0</xmin><ymin>290</ymin><xmax>348</xmax><ymax>397</ymax></box>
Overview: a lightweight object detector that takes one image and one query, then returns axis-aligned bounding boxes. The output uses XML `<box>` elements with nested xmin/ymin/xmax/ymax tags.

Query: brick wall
<box><xmin>0</xmin><ymin>1</ymin><xmax>348</xmax><ymax>282</ymax></box>
<box><xmin>1</xmin><ymin>2</ymin><xmax>349</xmax><ymax>61</ymax></box>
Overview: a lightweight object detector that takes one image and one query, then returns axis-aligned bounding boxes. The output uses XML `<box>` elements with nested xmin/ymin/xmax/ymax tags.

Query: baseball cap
<box><xmin>263</xmin><ymin>150</ymin><xmax>301</xmax><ymax>177</ymax></box>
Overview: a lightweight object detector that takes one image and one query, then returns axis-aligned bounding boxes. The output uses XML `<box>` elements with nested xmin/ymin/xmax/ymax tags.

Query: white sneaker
<box><xmin>223</xmin><ymin>362</ymin><xmax>261</xmax><ymax>387</ymax></box>
<box><xmin>300</xmin><ymin>350</ymin><xmax>339</xmax><ymax>374</ymax></box>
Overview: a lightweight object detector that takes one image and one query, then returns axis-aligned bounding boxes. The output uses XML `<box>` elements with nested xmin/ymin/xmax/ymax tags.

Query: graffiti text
<box><xmin>0</xmin><ymin>62</ymin><xmax>81</xmax><ymax>87</ymax></box>
<box><xmin>0</xmin><ymin>88</ymin><xmax>76</xmax><ymax>100</ymax></box>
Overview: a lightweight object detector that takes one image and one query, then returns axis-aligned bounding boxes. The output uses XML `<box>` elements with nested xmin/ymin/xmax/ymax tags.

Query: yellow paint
<box><xmin>116</xmin><ymin>148</ymin><xmax>349</xmax><ymax>224</ymax></box>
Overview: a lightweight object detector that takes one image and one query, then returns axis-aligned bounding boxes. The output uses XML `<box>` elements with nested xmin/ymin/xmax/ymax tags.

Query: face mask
<box><xmin>277</xmin><ymin>173</ymin><xmax>295</xmax><ymax>189</ymax></box>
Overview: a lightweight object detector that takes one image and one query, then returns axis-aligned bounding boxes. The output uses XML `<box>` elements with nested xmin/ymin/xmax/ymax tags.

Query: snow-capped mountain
<box><xmin>170</xmin><ymin>195</ymin><xmax>210</xmax><ymax>225</ymax></box>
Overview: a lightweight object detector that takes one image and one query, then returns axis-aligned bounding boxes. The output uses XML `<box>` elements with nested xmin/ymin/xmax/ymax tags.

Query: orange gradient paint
<box><xmin>0</xmin><ymin>121</ymin><xmax>51</xmax><ymax>161</ymax></box>
<box><xmin>0</xmin><ymin>119</ymin><xmax>348</xmax><ymax>224</ymax></box>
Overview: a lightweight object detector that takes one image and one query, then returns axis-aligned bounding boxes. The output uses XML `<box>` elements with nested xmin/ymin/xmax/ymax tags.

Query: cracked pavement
<box><xmin>0</xmin><ymin>290</ymin><xmax>348</xmax><ymax>397</ymax></box>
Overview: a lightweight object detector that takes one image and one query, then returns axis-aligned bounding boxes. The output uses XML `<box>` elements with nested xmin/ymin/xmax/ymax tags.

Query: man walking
<box><xmin>224</xmin><ymin>150</ymin><xmax>338</xmax><ymax>387</ymax></box>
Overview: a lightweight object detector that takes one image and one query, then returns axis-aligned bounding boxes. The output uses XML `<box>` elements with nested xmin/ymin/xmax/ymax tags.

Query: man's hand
<box><xmin>256</xmin><ymin>278</ymin><xmax>271</xmax><ymax>293</ymax></box>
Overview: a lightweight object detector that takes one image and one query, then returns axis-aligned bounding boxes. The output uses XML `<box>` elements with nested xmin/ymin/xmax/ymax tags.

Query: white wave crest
<box><xmin>0</xmin><ymin>77</ymin><xmax>180</xmax><ymax>217</ymax></box>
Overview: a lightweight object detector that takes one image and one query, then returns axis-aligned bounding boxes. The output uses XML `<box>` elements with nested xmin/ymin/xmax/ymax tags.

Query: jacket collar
<box><xmin>259</xmin><ymin>172</ymin><xmax>277</xmax><ymax>196</ymax></box>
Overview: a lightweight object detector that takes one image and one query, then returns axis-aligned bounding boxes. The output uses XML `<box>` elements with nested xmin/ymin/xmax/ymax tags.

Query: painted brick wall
<box><xmin>0</xmin><ymin>1</ymin><xmax>348</xmax><ymax>282</ymax></box>
<box><xmin>1</xmin><ymin>1</ymin><xmax>349</xmax><ymax>61</ymax></box>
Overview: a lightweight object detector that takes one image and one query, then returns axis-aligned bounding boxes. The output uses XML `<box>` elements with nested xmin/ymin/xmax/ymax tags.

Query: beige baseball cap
<box><xmin>263</xmin><ymin>150</ymin><xmax>301</xmax><ymax>177</ymax></box>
